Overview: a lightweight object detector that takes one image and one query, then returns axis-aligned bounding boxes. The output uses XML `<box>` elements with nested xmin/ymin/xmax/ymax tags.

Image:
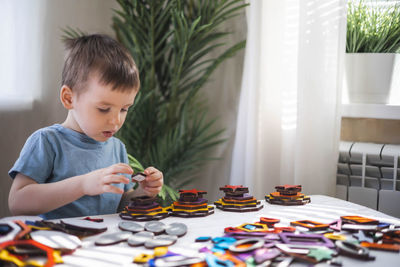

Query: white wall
<box><xmin>0</xmin><ymin>0</ymin><xmax>119</xmax><ymax>217</ymax></box>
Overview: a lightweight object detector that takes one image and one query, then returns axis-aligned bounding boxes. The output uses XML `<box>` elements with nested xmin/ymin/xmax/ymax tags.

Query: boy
<box><xmin>8</xmin><ymin>34</ymin><xmax>163</xmax><ymax>220</ymax></box>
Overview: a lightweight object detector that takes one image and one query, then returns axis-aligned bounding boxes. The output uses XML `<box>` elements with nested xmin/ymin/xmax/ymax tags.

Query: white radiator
<box><xmin>337</xmin><ymin>141</ymin><xmax>400</xmax><ymax>218</ymax></box>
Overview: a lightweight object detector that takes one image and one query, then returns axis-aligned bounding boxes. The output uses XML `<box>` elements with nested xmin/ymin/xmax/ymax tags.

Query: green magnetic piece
<box><xmin>307</xmin><ymin>248</ymin><xmax>335</xmax><ymax>261</ymax></box>
<box><xmin>245</xmin><ymin>256</ymin><xmax>256</xmax><ymax>267</ymax></box>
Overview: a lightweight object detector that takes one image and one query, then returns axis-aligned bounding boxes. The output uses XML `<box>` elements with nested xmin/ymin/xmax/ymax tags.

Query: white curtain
<box><xmin>230</xmin><ymin>0</ymin><xmax>347</xmax><ymax>198</ymax></box>
<box><xmin>0</xmin><ymin>0</ymin><xmax>46</xmax><ymax>110</ymax></box>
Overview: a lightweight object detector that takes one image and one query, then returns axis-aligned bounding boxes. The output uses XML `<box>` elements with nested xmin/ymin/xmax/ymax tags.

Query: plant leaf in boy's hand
<box><xmin>82</xmin><ymin>163</ymin><xmax>133</xmax><ymax>196</ymax></box>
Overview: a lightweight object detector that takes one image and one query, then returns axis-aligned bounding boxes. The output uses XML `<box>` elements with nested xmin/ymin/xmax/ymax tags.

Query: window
<box><xmin>0</xmin><ymin>0</ymin><xmax>45</xmax><ymax>110</ymax></box>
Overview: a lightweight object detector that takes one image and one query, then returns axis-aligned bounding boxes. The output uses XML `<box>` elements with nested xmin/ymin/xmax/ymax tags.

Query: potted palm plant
<box><xmin>64</xmin><ymin>0</ymin><xmax>247</xmax><ymax>205</ymax></box>
<box><xmin>345</xmin><ymin>0</ymin><xmax>400</xmax><ymax>104</ymax></box>
<box><xmin>113</xmin><ymin>0</ymin><xmax>247</xmax><ymax>204</ymax></box>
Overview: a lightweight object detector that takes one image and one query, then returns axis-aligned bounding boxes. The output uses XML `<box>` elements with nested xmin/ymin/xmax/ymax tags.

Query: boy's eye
<box><xmin>98</xmin><ymin>108</ymin><xmax>110</xmax><ymax>113</ymax></box>
<box><xmin>121</xmin><ymin>108</ymin><xmax>128</xmax><ymax>112</ymax></box>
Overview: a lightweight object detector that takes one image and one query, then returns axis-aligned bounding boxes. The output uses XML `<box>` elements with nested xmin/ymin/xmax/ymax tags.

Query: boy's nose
<box><xmin>110</xmin><ymin>113</ymin><xmax>121</xmax><ymax>125</ymax></box>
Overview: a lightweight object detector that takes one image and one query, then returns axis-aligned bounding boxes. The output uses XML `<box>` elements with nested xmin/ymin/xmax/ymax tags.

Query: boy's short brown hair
<box><xmin>62</xmin><ymin>34</ymin><xmax>139</xmax><ymax>94</ymax></box>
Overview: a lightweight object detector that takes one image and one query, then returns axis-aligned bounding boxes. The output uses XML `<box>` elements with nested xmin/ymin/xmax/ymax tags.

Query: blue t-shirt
<box><xmin>9</xmin><ymin>124</ymin><xmax>133</xmax><ymax>219</ymax></box>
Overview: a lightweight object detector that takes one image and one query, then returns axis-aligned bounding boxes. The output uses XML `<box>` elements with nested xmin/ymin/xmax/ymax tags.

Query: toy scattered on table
<box><xmin>95</xmin><ymin>221</ymin><xmax>186</xmax><ymax>249</ymax></box>
<box><xmin>265</xmin><ymin>184</ymin><xmax>311</xmax><ymax>205</ymax></box>
<box><xmin>214</xmin><ymin>185</ymin><xmax>263</xmax><ymax>212</ymax></box>
<box><xmin>25</xmin><ymin>218</ymin><xmax>107</xmax><ymax>237</ymax></box>
<box><xmin>94</xmin><ymin>231</ymin><xmax>132</xmax><ymax>246</ymax></box>
<box><xmin>167</xmin><ymin>189</ymin><xmax>214</xmax><ymax>217</ymax></box>
<box><xmin>1</xmin><ymin>212</ymin><xmax>400</xmax><ymax>267</ymax></box>
<box><xmin>290</xmin><ymin>220</ymin><xmax>330</xmax><ymax>231</ymax></box>
<box><xmin>30</xmin><ymin>230</ymin><xmax>82</xmax><ymax>251</ymax></box>
<box><xmin>119</xmin><ymin>195</ymin><xmax>169</xmax><ymax>221</ymax></box>
<box><xmin>131</xmin><ymin>172</ymin><xmax>146</xmax><ymax>182</ymax></box>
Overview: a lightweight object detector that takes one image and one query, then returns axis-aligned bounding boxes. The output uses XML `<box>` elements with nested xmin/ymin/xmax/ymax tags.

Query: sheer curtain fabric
<box><xmin>230</xmin><ymin>0</ymin><xmax>347</xmax><ymax>198</ymax></box>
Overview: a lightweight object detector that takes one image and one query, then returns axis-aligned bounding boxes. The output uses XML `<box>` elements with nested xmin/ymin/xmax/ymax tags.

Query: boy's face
<box><xmin>69</xmin><ymin>74</ymin><xmax>137</xmax><ymax>142</ymax></box>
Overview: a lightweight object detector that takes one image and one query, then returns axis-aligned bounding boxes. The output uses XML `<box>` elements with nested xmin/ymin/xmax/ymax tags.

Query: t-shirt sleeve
<box><xmin>120</xmin><ymin>142</ymin><xmax>134</xmax><ymax>192</ymax></box>
<box><xmin>9</xmin><ymin>130</ymin><xmax>55</xmax><ymax>183</ymax></box>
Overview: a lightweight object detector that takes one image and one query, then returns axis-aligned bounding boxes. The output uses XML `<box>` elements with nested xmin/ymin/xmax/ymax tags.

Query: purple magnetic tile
<box><xmin>279</xmin><ymin>233</ymin><xmax>335</xmax><ymax>248</ymax></box>
<box><xmin>224</xmin><ymin>232</ymin><xmax>267</xmax><ymax>239</ymax></box>
<box><xmin>128</xmin><ymin>202</ymin><xmax>159</xmax><ymax>210</ymax></box>
<box><xmin>199</xmin><ymin>246</ymin><xmax>213</xmax><ymax>253</ymax></box>
<box><xmin>264</xmin><ymin>234</ymin><xmax>281</xmax><ymax>241</ymax></box>
<box><xmin>263</xmin><ymin>242</ymin><xmax>276</xmax><ymax>248</ymax></box>
<box><xmin>329</xmin><ymin>219</ymin><xmax>342</xmax><ymax>232</ymax></box>
<box><xmin>234</xmin><ymin>251</ymin><xmax>255</xmax><ymax>262</ymax></box>
<box><xmin>223</xmin><ymin>194</ymin><xmax>254</xmax><ymax>200</ymax></box>
<box><xmin>254</xmin><ymin>248</ymin><xmax>281</xmax><ymax>264</ymax></box>
<box><xmin>177</xmin><ymin>198</ymin><xmax>208</xmax><ymax>205</ymax></box>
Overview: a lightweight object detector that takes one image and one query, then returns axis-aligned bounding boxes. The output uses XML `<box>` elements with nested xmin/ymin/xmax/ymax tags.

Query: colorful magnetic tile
<box><xmin>30</xmin><ymin>230</ymin><xmax>82</xmax><ymax>251</ymax></box>
<box><xmin>214</xmin><ymin>199</ymin><xmax>258</xmax><ymax>208</ymax></box>
<box><xmin>237</xmin><ymin>223</ymin><xmax>269</xmax><ymax>232</ymax></box>
<box><xmin>220</xmin><ymin>197</ymin><xmax>258</xmax><ymax>204</ymax></box>
<box><xmin>290</xmin><ymin>220</ymin><xmax>329</xmax><ymax>231</ymax></box>
<box><xmin>176</xmin><ymin>198</ymin><xmax>208</xmax><ymax>205</ymax></box>
<box><xmin>196</xmin><ymin>236</ymin><xmax>211</xmax><ymax>242</ymax></box>
<box><xmin>0</xmin><ymin>239</ymin><xmax>56</xmax><ymax>267</ymax></box>
<box><xmin>275</xmin><ymin>185</ymin><xmax>302</xmax><ymax>195</ymax></box>
<box><xmin>307</xmin><ymin>247</ymin><xmax>336</xmax><ymax>262</ymax></box>
<box><xmin>0</xmin><ymin>221</ymin><xmax>20</xmax><ymax>243</ymax></box>
<box><xmin>130</xmin><ymin>195</ymin><xmax>158</xmax><ymax>206</ymax></box>
<box><xmin>219</xmin><ymin>185</ymin><xmax>249</xmax><ymax>195</ymax></box>
<box><xmin>168</xmin><ymin>189</ymin><xmax>214</xmax><ymax>217</ymax></box>
<box><xmin>127</xmin><ymin>206</ymin><xmax>163</xmax><ymax>214</ymax></box>
<box><xmin>132</xmin><ymin>172</ymin><xmax>146</xmax><ymax>182</ymax></box>
<box><xmin>223</xmin><ymin>194</ymin><xmax>254</xmax><ymax>201</ymax></box>
<box><xmin>214</xmin><ymin>204</ymin><xmax>264</xmax><ymax>212</ymax></box>
<box><xmin>254</xmin><ymin>248</ymin><xmax>281</xmax><ymax>264</ymax></box>
<box><xmin>120</xmin><ymin>195</ymin><xmax>170</xmax><ymax>221</ymax></box>
<box><xmin>178</xmin><ymin>189</ymin><xmax>207</xmax><ymax>201</ymax></box>
<box><xmin>259</xmin><ymin>217</ymin><xmax>280</xmax><ymax>226</ymax></box>
<box><xmin>335</xmin><ymin>240</ymin><xmax>375</xmax><ymax>260</ymax></box>
<box><xmin>279</xmin><ymin>233</ymin><xmax>335</xmax><ymax>248</ymax></box>
<box><xmin>270</xmin><ymin>192</ymin><xmax>302</xmax><ymax>198</ymax></box>
<box><xmin>340</xmin><ymin>216</ymin><xmax>379</xmax><ymax>225</ymax></box>
<box><xmin>172</xmin><ymin>202</ymin><xmax>208</xmax><ymax>210</ymax></box>
<box><xmin>119</xmin><ymin>210</ymin><xmax>169</xmax><ymax>221</ymax></box>
<box><xmin>169</xmin><ymin>209</ymin><xmax>215</xmax><ymax>218</ymax></box>
<box><xmin>324</xmin><ymin>233</ymin><xmax>346</xmax><ymax>241</ymax></box>
<box><xmin>360</xmin><ymin>241</ymin><xmax>400</xmax><ymax>252</ymax></box>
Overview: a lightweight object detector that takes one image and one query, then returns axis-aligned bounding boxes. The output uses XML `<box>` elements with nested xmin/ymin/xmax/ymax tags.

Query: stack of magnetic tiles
<box><xmin>265</xmin><ymin>184</ymin><xmax>311</xmax><ymax>205</ymax></box>
<box><xmin>214</xmin><ymin>185</ymin><xmax>263</xmax><ymax>212</ymax></box>
<box><xmin>119</xmin><ymin>196</ymin><xmax>170</xmax><ymax>221</ymax></box>
<box><xmin>168</xmin><ymin>189</ymin><xmax>215</xmax><ymax>217</ymax></box>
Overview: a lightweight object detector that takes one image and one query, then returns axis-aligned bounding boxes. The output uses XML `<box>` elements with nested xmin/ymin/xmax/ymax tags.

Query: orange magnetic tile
<box><xmin>172</xmin><ymin>202</ymin><xmax>208</xmax><ymax>208</ymax></box>
<box><xmin>340</xmin><ymin>216</ymin><xmax>379</xmax><ymax>225</ymax></box>
<box><xmin>360</xmin><ymin>242</ymin><xmax>400</xmax><ymax>252</ymax></box>
<box><xmin>290</xmin><ymin>220</ymin><xmax>329</xmax><ymax>230</ymax></box>
<box><xmin>270</xmin><ymin>192</ymin><xmax>302</xmax><ymax>198</ymax></box>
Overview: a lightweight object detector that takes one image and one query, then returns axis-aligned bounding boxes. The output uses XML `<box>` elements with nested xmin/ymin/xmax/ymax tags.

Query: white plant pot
<box><xmin>343</xmin><ymin>53</ymin><xmax>396</xmax><ymax>104</ymax></box>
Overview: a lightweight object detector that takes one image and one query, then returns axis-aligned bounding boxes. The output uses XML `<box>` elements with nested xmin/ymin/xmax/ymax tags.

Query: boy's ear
<box><xmin>60</xmin><ymin>85</ymin><xmax>74</xmax><ymax>109</ymax></box>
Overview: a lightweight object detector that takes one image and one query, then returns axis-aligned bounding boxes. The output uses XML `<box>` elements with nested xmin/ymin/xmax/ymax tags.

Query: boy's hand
<box><xmin>82</xmin><ymin>163</ymin><xmax>133</xmax><ymax>196</ymax></box>
<box><xmin>137</xmin><ymin>167</ymin><xmax>163</xmax><ymax>197</ymax></box>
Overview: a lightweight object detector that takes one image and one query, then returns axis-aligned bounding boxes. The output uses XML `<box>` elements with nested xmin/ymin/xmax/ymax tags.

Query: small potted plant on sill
<box><xmin>345</xmin><ymin>0</ymin><xmax>400</xmax><ymax>104</ymax></box>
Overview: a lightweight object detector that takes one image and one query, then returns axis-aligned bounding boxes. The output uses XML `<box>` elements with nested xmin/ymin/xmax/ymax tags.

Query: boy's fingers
<box><xmin>145</xmin><ymin>179</ymin><xmax>163</xmax><ymax>187</ymax></box>
<box><xmin>102</xmin><ymin>184</ymin><xmax>124</xmax><ymax>194</ymax></box>
<box><xmin>143</xmin><ymin>167</ymin><xmax>159</xmax><ymax>175</ymax></box>
<box><xmin>143</xmin><ymin>171</ymin><xmax>163</xmax><ymax>181</ymax></box>
<box><xmin>108</xmin><ymin>164</ymin><xmax>133</xmax><ymax>175</ymax></box>
<box><xmin>104</xmin><ymin>175</ymin><xmax>129</xmax><ymax>184</ymax></box>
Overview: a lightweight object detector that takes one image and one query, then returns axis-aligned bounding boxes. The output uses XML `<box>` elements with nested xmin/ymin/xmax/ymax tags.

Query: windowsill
<box><xmin>0</xmin><ymin>97</ymin><xmax>34</xmax><ymax>111</ymax></box>
<box><xmin>342</xmin><ymin>103</ymin><xmax>400</xmax><ymax>120</ymax></box>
